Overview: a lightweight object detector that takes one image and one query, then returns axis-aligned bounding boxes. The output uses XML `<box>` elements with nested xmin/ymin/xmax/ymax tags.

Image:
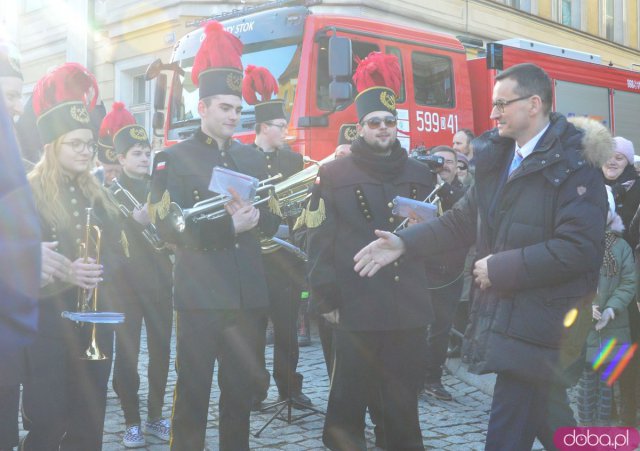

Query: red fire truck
<box><xmin>148</xmin><ymin>0</ymin><xmax>640</xmax><ymax>160</ymax></box>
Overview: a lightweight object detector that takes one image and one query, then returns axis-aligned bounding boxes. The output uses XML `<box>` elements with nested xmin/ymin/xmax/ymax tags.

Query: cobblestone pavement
<box><xmin>97</xmin><ymin>322</ymin><xmax>495</xmax><ymax>451</ymax></box>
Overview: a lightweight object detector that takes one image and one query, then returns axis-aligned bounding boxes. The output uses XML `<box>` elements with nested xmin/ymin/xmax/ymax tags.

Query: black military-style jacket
<box><xmin>37</xmin><ymin>178</ymin><xmax>122</xmax><ymax>337</ymax></box>
<box><xmin>149</xmin><ymin>129</ymin><xmax>280</xmax><ymax>311</ymax></box>
<box><xmin>306</xmin><ymin>145</ymin><xmax>437</xmax><ymax>331</ymax></box>
<box><xmin>253</xmin><ymin>143</ymin><xmax>306</xmax><ymax>285</ymax></box>
<box><xmin>109</xmin><ymin>172</ymin><xmax>172</xmax><ymax>309</ymax></box>
<box><xmin>252</xmin><ymin>144</ymin><xmax>304</xmax><ymax>181</ymax></box>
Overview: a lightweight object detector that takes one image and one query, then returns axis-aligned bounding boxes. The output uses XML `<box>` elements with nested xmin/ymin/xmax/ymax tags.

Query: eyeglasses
<box><xmin>491</xmin><ymin>95</ymin><xmax>533</xmax><ymax>113</ymax></box>
<box><xmin>362</xmin><ymin>116</ymin><xmax>397</xmax><ymax>129</ymax></box>
<box><xmin>265</xmin><ymin>122</ymin><xmax>288</xmax><ymax>131</ymax></box>
<box><xmin>61</xmin><ymin>139</ymin><xmax>98</xmax><ymax>155</ymax></box>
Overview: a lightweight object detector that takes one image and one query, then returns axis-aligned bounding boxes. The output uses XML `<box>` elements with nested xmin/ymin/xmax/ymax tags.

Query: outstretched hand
<box><xmin>353</xmin><ymin>230</ymin><xmax>406</xmax><ymax>277</ymax></box>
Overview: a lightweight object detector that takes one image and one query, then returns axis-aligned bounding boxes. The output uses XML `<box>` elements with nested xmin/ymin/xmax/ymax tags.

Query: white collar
<box><xmin>516</xmin><ymin>123</ymin><xmax>550</xmax><ymax>160</ymax></box>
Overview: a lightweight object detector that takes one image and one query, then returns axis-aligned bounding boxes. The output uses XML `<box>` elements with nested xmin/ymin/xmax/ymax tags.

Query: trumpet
<box><xmin>77</xmin><ymin>207</ymin><xmax>107</xmax><ymax>361</ymax></box>
<box><xmin>167</xmin><ymin>173</ymin><xmax>282</xmax><ymax>233</ymax></box>
<box><xmin>109</xmin><ymin>178</ymin><xmax>166</xmax><ymax>251</ymax></box>
<box><xmin>393</xmin><ymin>182</ymin><xmax>444</xmax><ymax>233</ymax></box>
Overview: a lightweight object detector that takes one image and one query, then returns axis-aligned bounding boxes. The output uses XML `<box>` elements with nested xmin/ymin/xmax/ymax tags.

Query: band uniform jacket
<box><xmin>253</xmin><ymin>143</ymin><xmax>305</xmax><ymax>280</ymax></box>
<box><xmin>149</xmin><ymin>130</ymin><xmax>280</xmax><ymax>311</ymax></box>
<box><xmin>108</xmin><ymin>172</ymin><xmax>173</xmax><ymax>309</ymax></box>
<box><xmin>37</xmin><ymin>179</ymin><xmax>122</xmax><ymax>338</ymax></box>
<box><xmin>306</xmin><ymin>153</ymin><xmax>436</xmax><ymax>332</ymax></box>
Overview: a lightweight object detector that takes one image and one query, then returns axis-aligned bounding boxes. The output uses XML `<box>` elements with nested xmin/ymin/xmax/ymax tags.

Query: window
<box><xmin>115</xmin><ymin>56</ymin><xmax>155</xmax><ymax>145</ymax></box>
<box><xmin>412</xmin><ymin>52</ymin><xmax>455</xmax><ymax>108</ymax></box>
<box><xmin>316</xmin><ymin>39</ymin><xmax>379</xmax><ymax>111</ymax></box>
<box><xmin>601</xmin><ymin>0</ymin><xmax>625</xmax><ymax>44</ymax></box>
<box><xmin>560</xmin><ymin>0</ymin><xmax>582</xmax><ymax>28</ymax></box>
<box><xmin>507</xmin><ymin>0</ymin><xmax>532</xmax><ymax>12</ymax></box>
<box><xmin>132</xmin><ymin>75</ymin><xmax>147</xmax><ymax>105</ymax></box>
<box><xmin>386</xmin><ymin>46</ymin><xmax>406</xmax><ymax>103</ymax></box>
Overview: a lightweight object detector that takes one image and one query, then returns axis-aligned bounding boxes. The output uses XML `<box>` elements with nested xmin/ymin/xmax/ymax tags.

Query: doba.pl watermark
<box><xmin>554</xmin><ymin>427</ymin><xmax>640</xmax><ymax>450</ymax></box>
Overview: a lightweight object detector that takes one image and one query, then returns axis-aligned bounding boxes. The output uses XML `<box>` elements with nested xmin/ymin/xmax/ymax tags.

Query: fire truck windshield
<box><xmin>168</xmin><ymin>42</ymin><xmax>301</xmax><ymax>142</ymax></box>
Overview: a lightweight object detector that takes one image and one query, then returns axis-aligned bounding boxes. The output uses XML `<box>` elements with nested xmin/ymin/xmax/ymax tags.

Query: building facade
<box><xmin>11</xmin><ymin>0</ymin><xmax>640</xmax><ymax>141</ymax></box>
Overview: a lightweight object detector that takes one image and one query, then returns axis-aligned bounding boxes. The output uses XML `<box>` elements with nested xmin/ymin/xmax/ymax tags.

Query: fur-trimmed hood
<box><xmin>568</xmin><ymin>116</ymin><xmax>614</xmax><ymax>168</ymax></box>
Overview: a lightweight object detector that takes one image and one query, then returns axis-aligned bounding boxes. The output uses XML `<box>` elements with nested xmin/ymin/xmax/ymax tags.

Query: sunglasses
<box><xmin>458</xmin><ymin>165</ymin><xmax>468</xmax><ymax>171</ymax></box>
<box><xmin>362</xmin><ymin>116</ymin><xmax>397</xmax><ymax>129</ymax></box>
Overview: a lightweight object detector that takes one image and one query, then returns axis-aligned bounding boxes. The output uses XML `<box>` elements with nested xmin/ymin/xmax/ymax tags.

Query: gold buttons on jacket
<box><xmin>220</xmin><ymin>151</ymin><xmax>226</xmax><ymax>157</ymax></box>
<box><xmin>71</xmin><ymin>198</ymin><xmax>77</xmax><ymax>205</ymax></box>
<box><xmin>388</xmin><ymin>217</ymin><xmax>395</xmax><ymax>223</ymax></box>
<box><xmin>73</xmin><ymin>211</ymin><xmax>79</xmax><ymax>217</ymax></box>
<box><xmin>235</xmin><ymin>243</ymin><xmax>240</xmax><ymax>249</ymax></box>
<box><xmin>388</xmin><ymin>202</ymin><xmax>393</xmax><ymax>208</ymax></box>
<box><xmin>267</xmin><ymin>164</ymin><xmax>272</xmax><ymax>169</ymax></box>
<box><xmin>394</xmin><ymin>275</ymin><xmax>400</xmax><ymax>282</ymax></box>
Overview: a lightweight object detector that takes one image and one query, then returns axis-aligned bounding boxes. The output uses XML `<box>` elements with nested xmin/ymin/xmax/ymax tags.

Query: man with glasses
<box><xmin>354</xmin><ymin>63</ymin><xmax>611</xmax><ymax>450</ymax></box>
<box><xmin>421</xmin><ymin>146</ymin><xmax>467</xmax><ymax>402</ymax></box>
<box><xmin>243</xmin><ymin>66</ymin><xmax>311</xmax><ymax>410</ymax></box>
<box><xmin>304</xmin><ymin>52</ymin><xmax>436</xmax><ymax>450</ymax></box>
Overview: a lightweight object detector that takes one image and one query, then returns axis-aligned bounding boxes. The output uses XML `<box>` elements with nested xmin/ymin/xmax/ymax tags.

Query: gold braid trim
<box><xmin>268</xmin><ymin>195</ymin><xmax>282</xmax><ymax>217</ymax></box>
<box><xmin>148</xmin><ymin>190</ymin><xmax>171</xmax><ymax>224</ymax></box>
<box><xmin>305</xmin><ymin>198</ymin><xmax>326</xmax><ymax>229</ymax></box>
<box><xmin>120</xmin><ymin>230</ymin><xmax>130</xmax><ymax>258</ymax></box>
<box><xmin>293</xmin><ymin>208</ymin><xmax>306</xmax><ymax>231</ymax></box>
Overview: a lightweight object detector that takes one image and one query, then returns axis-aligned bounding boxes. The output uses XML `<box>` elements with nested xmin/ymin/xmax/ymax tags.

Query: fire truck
<box><xmin>147</xmin><ymin>0</ymin><xmax>640</xmax><ymax>160</ymax></box>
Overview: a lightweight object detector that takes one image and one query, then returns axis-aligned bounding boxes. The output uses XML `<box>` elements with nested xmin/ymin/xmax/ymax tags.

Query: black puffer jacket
<box><xmin>400</xmin><ymin>114</ymin><xmax>612</xmax><ymax>382</ymax></box>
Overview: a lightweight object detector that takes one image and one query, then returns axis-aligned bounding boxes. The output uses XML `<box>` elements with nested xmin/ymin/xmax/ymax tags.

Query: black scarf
<box><xmin>350</xmin><ymin>137</ymin><xmax>408</xmax><ymax>182</ymax></box>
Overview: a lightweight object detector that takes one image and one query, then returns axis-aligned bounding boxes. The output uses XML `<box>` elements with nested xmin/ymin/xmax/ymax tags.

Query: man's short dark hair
<box><xmin>430</xmin><ymin>145</ymin><xmax>457</xmax><ymax>161</ymax></box>
<box><xmin>495</xmin><ymin>63</ymin><xmax>552</xmax><ymax>115</ymax></box>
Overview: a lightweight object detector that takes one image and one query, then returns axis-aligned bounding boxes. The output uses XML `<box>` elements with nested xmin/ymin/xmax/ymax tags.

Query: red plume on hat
<box><xmin>32</xmin><ymin>62</ymin><xmax>98</xmax><ymax>117</ymax></box>
<box><xmin>352</xmin><ymin>52</ymin><xmax>401</xmax><ymax>96</ymax></box>
<box><xmin>99</xmin><ymin>101</ymin><xmax>135</xmax><ymax>140</ymax></box>
<box><xmin>242</xmin><ymin>65</ymin><xmax>279</xmax><ymax>105</ymax></box>
<box><xmin>191</xmin><ymin>21</ymin><xmax>243</xmax><ymax>86</ymax></box>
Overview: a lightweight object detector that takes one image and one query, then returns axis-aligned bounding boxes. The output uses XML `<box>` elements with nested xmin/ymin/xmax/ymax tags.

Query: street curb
<box><xmin>445</xmin><ymin>357</ymin><xmax>496</xmax><ymax>397</ymax></box>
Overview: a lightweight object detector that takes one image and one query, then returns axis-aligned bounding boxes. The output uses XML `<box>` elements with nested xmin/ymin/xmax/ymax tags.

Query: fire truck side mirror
<box><xmin>154</xmin><ymin>74</ymin><xmax>167</xmax><ymax>111</ymax></box>
<box><xmin>152</xmin><ymin>111</ymin><xmax>165</xmax><ymax>136</ymax></box>
<box><xmin>328</xmin><ymin>36</ymin><xmax>351</xmax><ymax>78</ymax></box>
<box><xmin>328</xmin><ymin>36</ymin><xmax>352</xmax><ymax>102</ymax></box>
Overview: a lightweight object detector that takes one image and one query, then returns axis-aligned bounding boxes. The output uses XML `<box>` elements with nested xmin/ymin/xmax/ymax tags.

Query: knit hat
<box><xmin>32</xmin><ymin>63</ymin><xmax>98</xmax><ymax>144</ymax></box>
<box><xmin>613</xmin><ymin>136</ymin><xmax>635</xmax><ymax>165</ymax></box>
<box><xmin>456</xmin><ymin>152</ymin><xmax>469</xmax><ymax>167</ymax></box>
<box><xmin>99</xmin><ymin>102</ymin><xmax>149</xmax><ymax>158</ymax></box>
<box><xmin>242</xmin><ymin>65</ymin><xmax>285</xmax><ymax>124</ymax></box>
<box><xmin>0</xmin><ymin>41</ymin><xmax>22</xmax><ymax>79</ymax></box>
<box><xmin>352</xmin><ymin>52</ymin><xmax>401</xmax><ymax>122</ymax></box>
<box><xmin>191</xmin><ymin>21</ymin><xmax>243</xmax><ymax>100</ymax></box>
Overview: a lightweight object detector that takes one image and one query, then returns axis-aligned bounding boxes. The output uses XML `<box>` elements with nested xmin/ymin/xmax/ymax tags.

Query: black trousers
<box><xmin>113</xmin><ymin>292</ymin><xmax>172</xmax><ymax>425</ymax></box>
<box><xmin>255</xmin><ymin>251</ymin><xmax>303</xmax><ymax>399</ymax></box>
<box><xmin>424</xmin><ymin>277</ymin><xmax>463</xmax><ymax>385</ymax></box>
<box><xmin>323</xmin><ymin>328</ymin><xmax>426</xmax><ymax>451</ymax></box>
<box><xmin>170</xmin><ymin>309</ymin><xmax>266</xmax><ymax>451</ymax></box>
<box><xmin>0</xmin><ymin>350</ymin><xmax>25</xmax><ymax>449</ymax></box>
<box><xmin>21</xmin><ymin>323</ymin><xmax>113</xmax><ymax>451</ymax></box>
<box><xmin>485</xmin><ymin>372</ymin><xmax>575</xmax><ymax>451</ymax></box>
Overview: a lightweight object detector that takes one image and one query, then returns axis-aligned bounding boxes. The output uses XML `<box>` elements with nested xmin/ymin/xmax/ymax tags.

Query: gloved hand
<box><xmin>595</xmin><ymin>307</ymin><xmax>615</xmax><ymax>331</ymax></box>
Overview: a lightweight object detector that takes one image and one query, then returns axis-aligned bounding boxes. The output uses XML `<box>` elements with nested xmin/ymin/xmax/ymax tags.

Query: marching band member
<box><xmin>148</xmin><ymin>21</ymin><xmax>280</xmax><ymax>451</ymax></box>
<box><xmin>242</xmin><ymin>65</ymin><xmax>311</xmax><ymax>409</ymax></box>
<box><xmin>100</xmin><ymin>102</ymin><xmax>173</xmax><ymax>448</ymax></box>
<box><xmin>304</xmin><ymin>52</ymin><xmax>436</xmax><ymax>451</ymax></box>
<box><xmin>21</xmin><ymin>63</ymin><xmax>121</xmax><ymax>451</ymax></box>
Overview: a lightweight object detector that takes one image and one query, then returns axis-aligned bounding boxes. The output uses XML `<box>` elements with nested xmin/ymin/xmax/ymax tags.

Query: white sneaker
<box><xmin>145</xmin><ymin>417</ymin><xmax>171</xmax><ymax>442</ymax></box>
<box><xmin>123</xmin><ymin>424</ymin><xmax>145</xmax><ymax>448</ymax></box>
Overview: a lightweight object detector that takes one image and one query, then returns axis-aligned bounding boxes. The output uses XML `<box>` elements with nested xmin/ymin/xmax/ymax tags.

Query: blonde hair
<box><xmin>28</xmin><ymin>132</ymin><xmax>119</xmax><ymax>229</ymax></box>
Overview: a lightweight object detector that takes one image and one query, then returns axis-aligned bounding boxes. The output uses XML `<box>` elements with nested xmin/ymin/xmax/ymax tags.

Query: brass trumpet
<box><xmin>167</xmin><ymin>173</ymin><xmax>282</xmax><ymax>233</ymax></box>
<box><xmin>109</xmin><ymin>178</ymin><xmax>166</xmax><ymax>251</ymax></box>
<box><xmin>77</xmin><ymin>207</ymin><xmax>107</xmax><ymax>361</ymax></box>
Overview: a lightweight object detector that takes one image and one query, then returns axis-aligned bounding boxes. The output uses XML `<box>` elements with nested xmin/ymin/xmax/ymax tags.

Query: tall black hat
<box><xmin>32</xmin><ymin>63</ymin><xmax>99</xmax><ymax>144</ymax></box>
<box><xmin>191</xmin><ymin>21</ymin><xmax>244</xmax><ymax>100</ymax></box>
<box><xmin>242</xmin><ymin>65</ymin><xmax>286</xmax><ymax>123</ymax></box>
<box><xmin>352</xmin><ymin>52</ymin><xmax>401</xmax><ymax>122</ymax></box>
<box><xmin>337</xmin><ymin>123</ymin><xmax>357</xmax><ymax>146</ymax></box>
